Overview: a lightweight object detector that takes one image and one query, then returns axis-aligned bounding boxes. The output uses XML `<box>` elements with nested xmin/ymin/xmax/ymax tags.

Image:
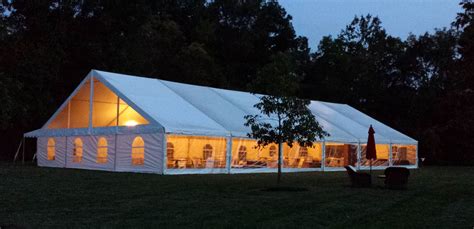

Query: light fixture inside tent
<box><xmin>125</xmin><ymin>120</ymin><xmax>138</xmax><ymax>127</ymax></box>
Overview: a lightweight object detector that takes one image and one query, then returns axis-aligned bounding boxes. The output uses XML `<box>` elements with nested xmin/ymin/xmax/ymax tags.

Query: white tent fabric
<box><xmin>36</xmin><ymin>134</ymin><xmax>163</xmax><ymax>173</ymax></box>
<box><xmin>99</xmin><ymin>72</ymin><xmax>229</xmax><ymax>136</ymax></box>
<box><xmin>27</xmin><ymin>69</ymin><xmax>417</xmax><ymax>174</ymax></box>
<box><xmin>94</xmin><ymin>70</ymin><xmax>416</xmax><ymax>144</ymax></box>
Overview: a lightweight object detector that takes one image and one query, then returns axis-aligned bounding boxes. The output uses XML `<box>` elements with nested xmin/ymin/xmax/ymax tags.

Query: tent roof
<box><xmin>27</xmin><ymin>70</ymin><xmax>417</xmax><ymax>144</ymax></box>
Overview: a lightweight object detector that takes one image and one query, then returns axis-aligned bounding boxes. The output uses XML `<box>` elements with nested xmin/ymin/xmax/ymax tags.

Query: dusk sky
<box><xmin>279</xmin><ymin>0</ymin><xmax>462</xmax><ymax>50</ymax></box>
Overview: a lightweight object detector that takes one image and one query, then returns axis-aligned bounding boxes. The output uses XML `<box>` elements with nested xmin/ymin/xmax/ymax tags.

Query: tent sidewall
<box><xmin>37</xmin><ymin>132</ymin><xmax>164</xmax><ymax>173</ymax></box>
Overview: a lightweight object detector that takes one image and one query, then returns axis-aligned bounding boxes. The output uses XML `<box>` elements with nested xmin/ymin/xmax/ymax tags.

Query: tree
<box><xmin>245</xmin><ymin>52</ymin><xmax>328</xmax><ymax>184</ymax></box>
<box><xmin>244</xmin><ymin>96</ymin><xmax>328</xmax><ymax>184</ymax></box>
<box><xmin>434</xmin><ymin>0</ymin><xmax>474</xmax><ymax>164</ymax></box>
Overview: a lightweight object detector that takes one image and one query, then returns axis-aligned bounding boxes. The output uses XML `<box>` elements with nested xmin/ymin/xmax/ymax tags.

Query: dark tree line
<box><xmin>0</xmin><ymin>0</ymin><xmax>473</xmax><ymax>165</ymax></box>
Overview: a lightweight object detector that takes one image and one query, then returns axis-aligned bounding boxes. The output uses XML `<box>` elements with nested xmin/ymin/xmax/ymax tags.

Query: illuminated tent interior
<box><xmin>25</xmin><ymin>70</ymin><xmax>418</xmax><ymax>174</ymax></box>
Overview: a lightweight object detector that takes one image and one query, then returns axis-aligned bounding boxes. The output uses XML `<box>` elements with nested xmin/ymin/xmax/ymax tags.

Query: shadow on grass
<box><xmin>261</xmin><ymin>186</ymin><xmax>309</xmax><ymax>192</ymax></box>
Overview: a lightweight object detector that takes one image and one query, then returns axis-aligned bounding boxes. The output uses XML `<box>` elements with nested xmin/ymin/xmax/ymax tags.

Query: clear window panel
<box><xmin>73</xmin><ymin>138</ymin><xmax>83</xmax><ymax>163</ymax></box>
<box><xmin>166</xmin><ymin>135</ymin><xmax>227</xmax><ymax>169</ymax></box>
<box><xmin>283</xmin><ymin>143</ymin><xmax>322</xmax><ymax>168</ymax></box>
<box><xmin>92</xmin><ymin>79</ymin><xmax>119</xmax><ymax>127</ymax></box>
<box><xmin>325</xmin><ymin>143</ymin><xmax>358</xmax><ymax>167</ymax></box>
<box><xmin>231</xmin><ymin>139</ymin><xmax>278</xmax><ymax>169</ymax></box>
<box><xmin>48</xmin><ymin>78</ymin><xmax>150</xmax><ymax>129</ymax></box>
<box><xmin>360</xmin><ymin>144</ymin><xmax>389</xmax><ymax>167</ymax></box>
<box><xmin>392</xmin><ymin>145</ymin><xmax>417</xmax><ymax>165</ymax></box>
<box><xmin>48</xmin><ymin>81</ymin><xmax>90</xmax><ymax>129</ymax></box>
<box><xmin>47</xmin><ymin>138</ymin><xmax>56</xmax><ymax>160</ymax></box>
<box><xmin>118</xmin><ymin>99</ymin><xmax>149</xmax><ymax>127</ymax></box>
<box><xmin>132</xmin><ymin>136</ymin><xmax>145</xmax><ymax>165</ymax></box>
<box><xmin>69</xmin><ymin>81</ymin><xmax>90</xmax><ymax>128</ymax></box>
<box><xmin>47</xmin><ymin>104</ymin><xmax>69</xmax><ymax>129</ymax></box>
<box><xmin>97</xmin><ymin>137</ymin><xmax>108</xmax><ymax>164</ymax></box>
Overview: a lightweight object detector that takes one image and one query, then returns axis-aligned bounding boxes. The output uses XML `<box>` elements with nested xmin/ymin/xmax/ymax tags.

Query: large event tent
<box><xmin>25</xmin><ymin>70</ymin><xmax>418</xmax><ymax>174</ymax></box>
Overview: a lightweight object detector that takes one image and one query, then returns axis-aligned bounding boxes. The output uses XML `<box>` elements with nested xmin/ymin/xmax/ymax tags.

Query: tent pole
<box><xmin>13</xmin><ymin>139</ymin><xmax>23</xmax><ymax>163</ymax></box>
<box><xmin>321</xmin><ymin>141</ymin><xmax>326</xmax><ymax>172</ymax></box>
<box><xmin>89</xmin><ymin>75</ymin><xmax>94</xmax><ymax>134</ymax></box>
<box><xmin>113</xmin><ymin>95</ymin><xmax>119</xmax><ymax>172</ymax></box>
<box><xmin>64</xmin><ymin>136</ymin><xmax>68</xmax><ymax>168</ymax></box>
<box><xmin>113</xmin><ymin>134</ymin><xmax>118</xmax><ymax>171</ymax></box>
<box><xmin>22</xmin><ymin>137</ymin><xmax>26</xmax><ymax>165</ymax></box>
<box><xmin>415</xmin><ymin>143</ymin><xmax>419</xmax><ymax>169</ymax></box>
<box><xmin>226</xmin><ymin>136</ymin><xmax>232</xmax><ymax>174</ymax></box>
<box><xmin>357</xmin><ymin>141</ymin><xmax>361</xmax><ymax>170</ymax></box>
<box><xmin>162</xmin><ymin>132</ymin><xmax>167</xmax><ymax>175</ymax></box>
<box><xmin>389</xmin><ymin>143</ymin><xmax>393</xmax><ymax>166</ymax></box>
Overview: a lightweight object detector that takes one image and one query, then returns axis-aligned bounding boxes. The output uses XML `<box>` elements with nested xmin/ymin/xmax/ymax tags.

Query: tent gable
<box><xmin>45</xmin><ymin>71</ymin><xmax>151</xmax><ymax>130</ymax></box>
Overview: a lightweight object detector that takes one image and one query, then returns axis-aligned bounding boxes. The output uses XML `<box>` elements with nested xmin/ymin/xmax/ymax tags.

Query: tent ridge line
<box><xmin>334</xmin><ymin>103</ymin><xmax>414</xmax><ymax>142</ymax></box>
<box><xmin>342</xmin><ymin>104</ymin><xmax>416</xmax><ymax>142</ymax></box>
<box><xmin>156</xmin><ymin>79</ymin><xmax>231</xmax><ymax>136</ymax></box>
<box><xmin>316</xmin><ymin>101</ymin><xmax>389</xmax><ymax>141</ymax></box>
<box><xmin>209</xmin><ymin>88</ymin><xmax>253</xmax><ymax>116</ymax></box>
<box><xmin>314</xmin><ymin>114</ymin><xmax>360</xmax><ymax>143</ymax></box>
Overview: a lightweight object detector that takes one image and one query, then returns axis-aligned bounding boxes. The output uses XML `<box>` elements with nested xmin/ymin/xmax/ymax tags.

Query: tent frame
<box><xmin>25</xmin><ymin>70</ymin><xmax>418</xmax><ymax>175</ymax></box>
<box><xmin>41</xmin><ymin>70</ymin><xmax>163</xmax><ymax>133</ymax></box>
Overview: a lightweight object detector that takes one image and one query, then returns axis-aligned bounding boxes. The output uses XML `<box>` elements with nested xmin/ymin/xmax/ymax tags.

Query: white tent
<box><xmin>25</xmin><ymin>70</ymin><xmax>418</xmax><ymax>174</ymax></box>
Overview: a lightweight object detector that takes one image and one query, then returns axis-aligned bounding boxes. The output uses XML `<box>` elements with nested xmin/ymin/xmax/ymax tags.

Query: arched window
<box><xmin>238</xmin><ymin>146</ymin><xmax>247</xmax><ymax>161</ymax></box>
<box><xmin>167</xmin><ymin>142</ymin><xmax>174</xmax><ymax>161</ymax></box>
<box><xmin>47</xmin><ymin>138</ymin><xmax>56</xmax><ymax>161</ymax></box>
<box><xmin>203</xmin><ymin>144</ymin><xmax>213</xmax><ymax>160</ymax></box>
<box><xmin>299</xmin><ymin>146</ymin><xmax>308</xmax><ymax>157</ymax></box>
<box><xmin>73</xmin><ymin>138</ymin><xmax>83</xmax><ymax>163</ymax></box>
<box><xmin>269</xmin><ymin>145</ymin><xmax>277</xmax><ymax>157</ymax></box>
<box><xmin>131</xmin><ymin>136</ymin><xmax>145</xmax><ymax>165</ymax></box>
<box><xmin>97</xmin><ymin>137</ymin><xmax>108</xmax><ymax>164</ymax></box>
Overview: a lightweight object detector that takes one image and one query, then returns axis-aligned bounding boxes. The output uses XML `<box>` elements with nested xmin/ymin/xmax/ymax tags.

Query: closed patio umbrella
<box><xmin>366</xmin><ymin>125</ymin><xmax>377</xmax><ymax>175</ymax></box>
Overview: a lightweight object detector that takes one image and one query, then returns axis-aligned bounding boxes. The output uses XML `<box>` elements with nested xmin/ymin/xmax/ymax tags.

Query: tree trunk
<box><xmin>277</xmin><ymin>141</ymin><xmax>283</xmax><ymax>184</ymax></box>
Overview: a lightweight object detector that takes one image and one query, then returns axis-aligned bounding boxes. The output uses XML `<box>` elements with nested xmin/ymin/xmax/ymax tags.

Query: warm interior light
<box><xmin>326</xmin><ymin>142</ymin><xmax>346</xmax><ymax>146</ymax></box>
<box><xmin>125</xmin><ymin>120</ymin><xmax>138</xmax><ymax>127</ymax></box>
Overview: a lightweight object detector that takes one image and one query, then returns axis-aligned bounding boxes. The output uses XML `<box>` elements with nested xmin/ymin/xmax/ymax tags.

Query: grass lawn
<box><xmin>0</xmin><ymin>164</ymin><xmax>473</xmax><ymax>228</ymax></box>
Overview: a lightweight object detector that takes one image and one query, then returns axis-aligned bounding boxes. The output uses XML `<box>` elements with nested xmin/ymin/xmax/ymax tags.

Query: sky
<box><xmin>279</xmin><ymin>0</ymin><xmax>462</xmax><ymax>50</ymax></box>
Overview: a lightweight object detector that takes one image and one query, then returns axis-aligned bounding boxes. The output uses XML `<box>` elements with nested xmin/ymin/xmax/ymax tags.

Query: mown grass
<box><xmin>0</xmin><ymin>164</ymin><xmax>473</xmax><ymax>228</ymax></box>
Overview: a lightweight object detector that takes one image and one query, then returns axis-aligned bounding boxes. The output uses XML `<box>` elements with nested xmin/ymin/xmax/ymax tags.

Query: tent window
<box><xmin>325</xmin><ymin>143</ymin><xmax>358</xmax><ymax>167</ymax></box>
<box><xmin>167</xmin><ymin>142</ymin><xmax>174</xmax><ymax>161</ymax></box>
<box><xmin>131</xmin><ymin>136</ymin><xmax>145</xmax><ymax>165</ymax></box>
<box><xmin>73</xmin><ymin>138</ymin><xmax>83</xmax><ymax>163</ymax></box>
<box><xmin>97</xmin><ymin>137</ymin><xmax>108</xmax><ymax>164</ymax></box>
<box><xmin>47</xmin><ymin>138</ymin><xmax>56</xmax><ymax>160</ymax></box>
<box><xmin>238</xmin><ymin>146</ymin><xmax>247</xmax><ymax>162</ymax></box>
<box><xmin>392</xmin><ymin>145</ymin><xmax>417</xmax><ymax>165</ymax></box>
<box><xmin>269</xmin><ymin>145</ymin><xmax>277</xmax><ymax>157</ymax></box>
<box><xmin>299</xmin><ymin>147</ymin><xmax>308</xmax><ymax>157</ymax></box>
<box><xmin>203</xmin><ymin>144</ymin><xmax>213</xmax><ymax>160</ymax></box>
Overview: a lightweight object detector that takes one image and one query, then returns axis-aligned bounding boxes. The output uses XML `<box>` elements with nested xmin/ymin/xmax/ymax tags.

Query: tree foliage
<box><xmin>0</xmin><ymin>0</ymin><xmax>473</xmax><ymax>165</ymax></box>
<box><xmin>245</xmin><ymin>96</ymin><xmax>328</xmax><ymax>148</ymax></box>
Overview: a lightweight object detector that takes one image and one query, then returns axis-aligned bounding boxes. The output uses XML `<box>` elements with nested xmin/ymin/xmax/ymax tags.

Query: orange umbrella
<box><xmin>366</xmin><ymin>125</ymin><xmax>377</xmax><ymax>175</ymax></box>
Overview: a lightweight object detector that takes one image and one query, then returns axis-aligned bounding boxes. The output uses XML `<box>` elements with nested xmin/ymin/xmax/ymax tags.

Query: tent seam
<box><xmin>156</xmin><ymin>79</ymin><xmax>231</xmax><ymax>136</ymax></box>
<box><xmin>316</xmin><ymin>101</ymin><xmax>385</xmax><ymax>141</ymax></box>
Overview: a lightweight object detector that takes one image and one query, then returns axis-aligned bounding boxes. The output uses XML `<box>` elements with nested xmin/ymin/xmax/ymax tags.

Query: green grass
<box><xmin>1</xmin><ymin>164</ymin><xmax>473</xmax><ymax>228</ymax></box>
